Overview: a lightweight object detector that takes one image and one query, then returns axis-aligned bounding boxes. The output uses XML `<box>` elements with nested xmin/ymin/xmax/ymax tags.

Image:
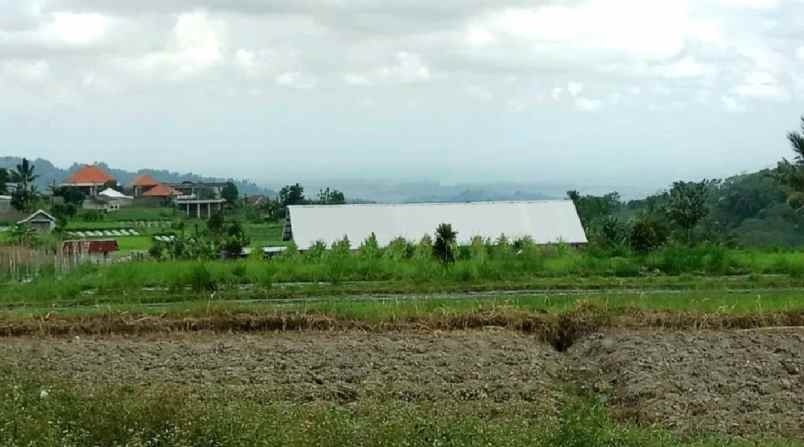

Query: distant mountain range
<box><xmin>0</xmin><ymin>157</ymin><xmax>275</xmax><ymax>197</ymax></box>
<box><xmin>0</xmin><ymin>156</ymin><xmax>652</xmax><ymax>203</ymax></box>
<box><xmin>293</xmin><ymin>180</ymin><xmax>653</xmax><ymax>204</ymax></box>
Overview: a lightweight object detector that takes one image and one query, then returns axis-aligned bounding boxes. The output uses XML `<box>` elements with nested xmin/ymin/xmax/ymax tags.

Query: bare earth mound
<box><xmin>2</xmin><ymin>329</ymin><xmax>803</xmax><ymax>438</ymax></box>
<box><xmin>0</xmin><ymin>331</ymin><xmax>564</xmax><ymax>408</ymax></box>
<box><xmin>570</xmin><ymin>329</ymin><xmax>804</xmax><ymax>437</ymax></box>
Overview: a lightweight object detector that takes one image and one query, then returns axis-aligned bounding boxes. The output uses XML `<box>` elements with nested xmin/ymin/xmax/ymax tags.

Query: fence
<box><xmin>0</xmin><ymin>246</ymin><xmax>91</xmax><ymax>282</ymax></box>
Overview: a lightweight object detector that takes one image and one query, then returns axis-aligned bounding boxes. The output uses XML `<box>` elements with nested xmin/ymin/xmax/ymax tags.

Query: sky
<box><xmin>1</xmin><ymin>0</ymin><xmax>804</xmax><ymax>190</ymax></box>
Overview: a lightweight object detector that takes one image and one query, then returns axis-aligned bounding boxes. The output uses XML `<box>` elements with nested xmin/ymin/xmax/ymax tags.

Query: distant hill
<box><xmin>293</xmin><ymin>179</ymin><xmax>649</xmax><ymax>204</ymax></box>
<box><xmin>0</xmin><ymin>157</ymin><xmax>275</xmax><ymax>197</ymax></box>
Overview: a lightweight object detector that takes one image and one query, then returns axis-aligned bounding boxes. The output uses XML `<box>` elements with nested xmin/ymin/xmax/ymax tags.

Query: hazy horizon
<box><xmin>2</xmin><ymin>0</ymin><xmax>803</xmax><ymax>189</ymax></box>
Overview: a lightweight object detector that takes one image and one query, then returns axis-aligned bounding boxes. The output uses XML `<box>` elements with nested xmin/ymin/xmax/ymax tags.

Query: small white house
<box><xmin>99</xmin><ymin>188</ymin><xmax>134</xmax><ymax>211</ymax></box>
<box><xmin>18</xmin><ymin>209</ymin><xmax>57</xmax><ymax>233</ymax></box>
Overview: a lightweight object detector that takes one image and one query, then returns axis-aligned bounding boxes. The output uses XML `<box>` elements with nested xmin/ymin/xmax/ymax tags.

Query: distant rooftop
<box><xmin>63</xmin><ymin>165</ymin><xmax>115</xmax><ymax>185</ymax></box>
<box><xmin>142</xmin><ymin>184</ymin><xmax>178</xmax><ymax>198</ymax></box>
<box><xmin>130</xmin><ymin>175</ymin><xmax>160</xmax><ymax>187</ymax></box>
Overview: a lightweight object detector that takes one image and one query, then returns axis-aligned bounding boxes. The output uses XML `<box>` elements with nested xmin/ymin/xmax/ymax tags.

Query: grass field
<box><xmin>115</xmin><ymin>235</ymin><xmax>153</xmax><ymax>253</ymax></box>
<box><xmin>0</xmin><ymin>372</ymin><xmax>796</xmax><ymax>447</ymax></box>
<box><xmin>6</xmin><ymin>243</ymin><xmax>804</xmax><ymax>303</ymax></box>
<box><xmin>4</xmin><ymin>239</ymin><xmax>804</xmax><ymax>446</ymax></box>
<box><xmin>2</xmin><ymin>295</ymin><xmax>803</xmax><ymax>446</ymax></box>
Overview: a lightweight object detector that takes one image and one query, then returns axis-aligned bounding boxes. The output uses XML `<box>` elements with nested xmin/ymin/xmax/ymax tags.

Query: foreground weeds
<box><xmin>0</xmin><ymin>370</ymin><xmax>797</xmax><ymax>447</ymax></box>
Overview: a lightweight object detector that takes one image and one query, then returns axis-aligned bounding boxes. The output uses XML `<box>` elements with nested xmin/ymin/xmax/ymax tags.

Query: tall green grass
<box><xmin>5</xmin><ymin>244</ymin><xmax>804</xmax><ymax>305</ymax></box>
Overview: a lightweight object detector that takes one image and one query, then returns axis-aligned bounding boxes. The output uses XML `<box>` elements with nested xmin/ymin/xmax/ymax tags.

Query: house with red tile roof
<box><xmin>60</xmin><ymin>165</ymin><xmax>117</xmax><ymax>197</ymax></box>
<box><xmin>141</xmin><ymin>183</ymin><xmax>179</xmax><ymax>198</ymax></box>
<box><xmin>130</xmin><ymin>175</ymin><xmax>161</xmax><ymax>197</ymax></box>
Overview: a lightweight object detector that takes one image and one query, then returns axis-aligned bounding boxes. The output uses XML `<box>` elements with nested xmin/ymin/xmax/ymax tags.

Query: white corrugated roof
<box><xmin>287</xmin><ymin>200</ymin><xmax>587</xmax><ymax>249</ymax></box>
<box><xmin>99</xmin><ymin>188</ymin><xmax>132</xmax><ymax>199</ymax></box>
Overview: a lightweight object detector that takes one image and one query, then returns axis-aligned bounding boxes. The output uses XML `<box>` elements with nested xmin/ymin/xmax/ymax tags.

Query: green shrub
<box><xmin>630</xmin><ymin>215</ymin><xmax>670</xmax><ymax>253</ymax></box>
<box><xmin>188</xmin><ymin>263</ymin><xmax>216</xmax><ymax>292</ymax></box>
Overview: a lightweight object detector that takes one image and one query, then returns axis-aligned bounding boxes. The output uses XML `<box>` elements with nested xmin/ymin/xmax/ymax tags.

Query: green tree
<box><xmin>629</xmin><ymin>214</ymin><xmax>670</xmax><ymax>253</ymax></box>
<box><xmin>279</xmin><ymin>183</ymin><xmax>306</xmax><ymax>207</ymax></box>
<box><xmin>11</xmin><ymin>187</ymin><xmax>38</xmax><ymax>212</ymax></box>
<box><xmin>0</xmin><ymin>168</ymin><xmax>8</xmax><ymax>195</ymax></box>
<box><xmin>567</xmin><ymin>191</ymin><xmax>622</xmax><ymax>230</ymax></box>
<box><xmin>261</xmin><ymin>198</ymin><xmax>284</xmax><ymax>221</ymax></box>
<box><xmin>666</xmin><ymin>180</ymin><xmax>717</xmax><ymax>243</ymax></box>
<box><xmin>54</xmin><ymin>187</ymin><xmax>86</xmax><ymax>206</ymax></box>
<box><xmin>11</xmin><ymin>158</ymin><xmax>38</xmax><ymax>191</ymax></box>
<box><xmin>221</xmin><ymin>182</ymin><xmax>239</xmax><ymax>204</ymax></box>
<box><xmin>776</xmin><ymin>116</ymin><xmax>804</xmax><ymax>210</ymax></box>
<box><xmin>51</xmin><ymin>203</ymin><xmax>78</xmax><ymax>222</ymax></box>
<box><xmin>207</xmin><ymin>211</ymin><xmax>225</xmax><ymax>236</ymax></box>
<box><xmin>221</xmin><ymin>221</ymin><xmax>250</xmax><ymax>257</ymax></box>
<box><xmin>433</xmin><ymin>223</ymin><xmax>458</xmax><ymax>264</ymax></box>
<box><xmin>592</xmin><ymin>216</ymin><xmax>630</xmax><ymax>250</ymax></box>
<box><xmin>10</xmin><ymin>158</ymin><xmax>39</xmax><ymax>212</ymax></box>
<box><xmin>318</xmin><ymin>187</ymin><xmax>346</xmax><ymax>205</ymax></box>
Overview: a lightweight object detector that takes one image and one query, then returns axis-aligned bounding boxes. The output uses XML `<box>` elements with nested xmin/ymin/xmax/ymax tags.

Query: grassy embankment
<box><xmin>5</xmin><ymin>244</ymin><xmax>804</xmax><ymax>304</ymax></box>
<box><xmin>3</xmin><ymin>244</ymin><xmax>804</xmax><ymax>337</ymax></box>
<box><xmin>3</xmin><ymin>244</ymin><xmax>804</xmax><ymax>445</ymax></box>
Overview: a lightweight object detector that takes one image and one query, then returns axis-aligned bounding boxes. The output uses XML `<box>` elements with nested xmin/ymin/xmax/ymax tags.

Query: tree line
<box><xmin>569</xmin><ymin>114</ymin><xmax>804</xmax><ymax>251</ymax></box>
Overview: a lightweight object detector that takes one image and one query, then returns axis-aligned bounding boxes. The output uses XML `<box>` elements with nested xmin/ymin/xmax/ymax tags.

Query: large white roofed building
<box><xmin>286</xmin><ymin>200</ymin><xmax>587</xmax><ymax>250</ymax></box>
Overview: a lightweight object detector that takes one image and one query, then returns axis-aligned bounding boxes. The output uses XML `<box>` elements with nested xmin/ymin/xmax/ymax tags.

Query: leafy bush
<box><xmin>630</xmin><ymin>215</ymin><xmax>670</xmax><ymax>253</ymax></box>
<box><xmin>591</xmin><ymin>216</ymin><xmax>630</xmax><ymax>252</ymax></box>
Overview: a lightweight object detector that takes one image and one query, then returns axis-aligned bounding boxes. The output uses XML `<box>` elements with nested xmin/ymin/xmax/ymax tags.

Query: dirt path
<box><xmin>2</xmin><ymin>329</ymin><xmax>803</xmax><ymax>438</ymax></box>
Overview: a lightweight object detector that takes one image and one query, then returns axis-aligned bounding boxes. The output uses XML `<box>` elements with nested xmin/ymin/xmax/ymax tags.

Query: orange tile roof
<box><xmin>142</xmin><ymin>183</ymin><xmax>178</xmax><ymax>198</ymax></box>
<box><xmin>131</xmin><ymin>175</ymin><xmax>160</xmax><ymax>187</ymax></box>
<box><xmin>64</xmin><ymin>165</ymin><xmax>115</xmax><ymax>185</ymax></box>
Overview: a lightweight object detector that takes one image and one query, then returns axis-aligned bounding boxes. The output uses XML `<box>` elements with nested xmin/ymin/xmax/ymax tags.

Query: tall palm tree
<box><xmin>11</xmin><ymin>158</ymin><xmax>38</xmax><ymax>192</ymax></box>
<box><xmin>790</xmin><ymin>117</ymin><xmax>804</xmax><ymax>164</ymax></box>
<box><xmin>778</xmin><ymin>117</ymin><xmax>804</xmax><ymax>210</ymax></box>
<box><xmin>433</xmin><ymin>223</ymin><xmax>458</xmax><ymax>264</ymax></box>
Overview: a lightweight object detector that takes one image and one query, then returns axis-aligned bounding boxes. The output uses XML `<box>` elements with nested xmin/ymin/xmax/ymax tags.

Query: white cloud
<box><xmin>467</xmin><ymin>0</ymin><xmax>694</xmax><ymax>62</ymax></box>
<box><xmin>41</xmin><ymin>12</ymin><xmax>111</xmax><ymax>46</ymax></box>
<box><xmin>1</xmin><ymin>60</ymin><xmax>50</xmax><ymax>82</ymax></box>
<box><xmin>660</xmin><ymin>57</ymin><xmax>718</xmax><ymax>79</ymax></box>
<box><xmin>797</xmin><ymin>46</ymin><xmax>804</xmax><ymax>61</ymax></box>
<box><xmin>464</xmin><ymin>85</ymin><xmax>494</xmax><ymax>101</ymax></box>
<box><xmin>234</xmin><ymin>49</ymin><xmax>258</xmax><ymax>76</ymax></box>
<box><xmin>344</xmin><ymin>51</ymin><xmax>433</xmax><ymax>86</ymax></box>
<box><xmin>716</xmin><ymin>0</ymin><xmax>781</xmax><ymax>10</ymax></box>
<box><xmin>733</xmin><ymin>71</ymin><xmax>789</xmax><ymax>100</ymax></box>
<box><xmin>567</xmin><ymin>81</ymin><xmax>584</xmax><ymax>97</ymax></box>
<box><xmin>575</xmin><ymin>97</ymin><xmax>603</xmax><ymax>111</ymax></box>
<box><xmin>551</xmin><ymin>87</ymin><xmax>563</xmax><ymax>101</ymax></box>
<box><xmin>344</xmin><ymin>73</ymin><xmax>371</xmax><ymax>85</ymax></box>
<box><xmin>379</xmin><ymin>52</ymin><xmax>432</xmax><ymax>83</ymax></box>
<box><xmin>721</xmin><ymin>95</ymin><xmax>746</xmax><ymax>112</ymax></box>
<box><xmin>118</xmin><ymin>11</ymin><xmax>225</xmax><ymax>81</ymax></box>
<box><xmin>275</xmin><ymin>71</ymin><xmax>317</xmax><ymax>89</ymax></box>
